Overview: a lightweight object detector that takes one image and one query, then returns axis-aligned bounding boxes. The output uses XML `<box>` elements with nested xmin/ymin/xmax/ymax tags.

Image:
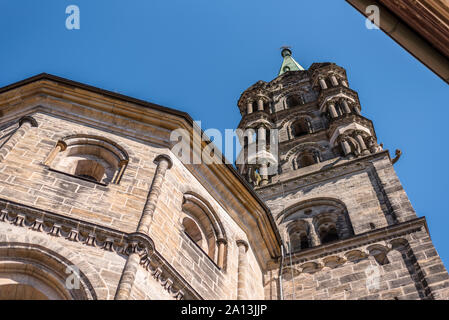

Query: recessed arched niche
<box><xmin>0</xmin><ymin>245</ymin><xmax>95</xmax><ymax>300</ymax></box>
<box><xmin>181</xmin><ymin>192</ymin><xmax>227</xmax><ymax>270</ymax></box>
<box><xmin>43</xmin><ymin>134</ymin><xmax>129</xmax><ymax>185</ymax></box>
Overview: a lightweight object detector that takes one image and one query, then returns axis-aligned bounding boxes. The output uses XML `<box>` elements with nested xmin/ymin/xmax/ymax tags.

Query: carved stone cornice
<box><xmin>282</xmin><ymin>142</ymin><xmax>327</xmax><ymax>163</ymax></box>
<box><xmin>327</xmin><ymin>114</ymin><xmax>376</xmax><ymax>142</ymax></box>
<box><xmin>318</xmin><ymin>86</ymin><xmax>360</xmax><ymax>108</ymax></box>
<box><xmin>269</xmin><ymin>217</ymin><xmax>428</xmax><ymax>269</ymax></box>
<box><xmin>256</xmin><ymin>150</ymin><xmax>391</xmax><ymax>196</ymax></box>
<box><xmin>267</xmin><ymin>70</ymin><xmax>310</xmax><ymax>89</ymax></box>
<box><xmin>0</xmin><ymin>198</ymin><xmax>202</xmax><ymax>300</ymax></box>
<box><xmin>237</xmin><ymin>111</ymin><xmax>273</xmax><ymax>130</ymax></box>
<box><xmin>310</xmin><ymin>63</ymin><xmax>346</xmax><ymax>81</ymax></box>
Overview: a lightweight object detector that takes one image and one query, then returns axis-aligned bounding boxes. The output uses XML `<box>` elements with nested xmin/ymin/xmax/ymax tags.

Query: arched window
<box><xmin>313</xmin><ymin>213</ymin><xmax>340</xmax><ymax>244</ymax></box>
<box><xmin>183</xmin><ymin>216</ymin><xmax>208</xmax><ymax>253</ymax></box>
<box><xmin>263</xmin><ymin>101</ymin><xmax>271</xmax><ymax>113</ymax></box>
<box><xmin>0</xmin><ymin>245</ymin><xmax>95</xmax><ymax>300</ymax></box>
<box><xmin>321</xmin><ymin>226</ymin><xmax>339</xmax><ymax>243</ymax></box>
<box><xmin>291</xmin><ymin>118</ymin><xmax>310</xmax><ymax>137</ymax></box>
<box><xmin>280</xmin><ymin>198</ymin><xmax>354</xmax><ymax>249</ymax></box>
<box><xmin>296</xmin><ymin>150</ymin><xmax>320</xmax><ymax>169</ymax></box>
<box><xmin>286</xmin><ymin>220</ymin><xmax>310</xmax><ymax>252</ymax></box>
<box><xmin>181</xmin><ymin>193</ymin><xmax>227</xmax><ymax>269</ymax></box>
<box><xmin>335</xmin><ymin>101</ymin><xmax>345</xmax><ymax>116</ymax></box>
<box><xmin>286</xmin><ymin>95</ymin><xmax>303</xmax><ymax>108</ymax></box>
<box><xmin>298</xmin><ymin>152</ymin><xmax>315</xmax><ymax>168</ymax></box>
<box><xmin>44</xmin><ymin>135</ymin><xmax>129</xmax><ymax>185</ymax></box>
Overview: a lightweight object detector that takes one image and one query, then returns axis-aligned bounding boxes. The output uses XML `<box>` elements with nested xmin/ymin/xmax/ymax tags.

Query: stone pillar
<box><xmin>342</xmin><ymin>80</ymin><xmax>348</xmax><ymax>87</ymax></box>
<box><xmin>313</xmin><ymin>151</ymin><xmax>321</xmax><ymax>163</ymax></box>
<box><xmin>342</xmin><ymin>100</ymin><xmax>351</xmax><ymax>114</ymax></box>
<box><xmin>307</xmin><ymin>220</ymin><xmax>320</xmax><ymax>246</ymax></box>
<box><xmin>246</xmin><ymin>101</ymin><xmax>253</xmax><ymax>115</ymax></box>
<box><xmin>43</xmin><ymin>140</ymin><xmax>67</xmax><ymax>166</ymax></box>
<box><xmin>330</xmin><ymin>75</ymin><xmax>339</xmax><ymax>86</ymax></box>
<box><xmin>137</xmin><ymin>154</ymin><xmax>173</xmax><ymax>235</ymax></box>
<box><xmin>112</xmin><ymin>159</ymin><xmax>129</xmax><ymax>184</ymax></box>
<box><xmin>259</xmin><ymin>161</ymin><xmax>268</xmax><ymax>186</ymax></box>
<box><xmin>306</xmin><ymin>119</ymin><xmax>313</xmax><ymax>133</ymax></box>
<box><xmin>341</xmin><ymin>139</ymin><xmax>352</xmax><ymax>156</ymax></box>
<box><xmin>328</xmin><ymin>104</ymin><xmax>338</xmax><ymax>118</ymax></box>
<box><xmin>356</xmin><ymin>134</ymin><xmax>370</xmax><ymax>155</ymax></box>
<box><xmin>319</xmin><ymin>78</ymin><xmax>327</xmax><ymax>90</ymax></box>
<box><xmin>115</xmin><ymin>154</ymin><xmax>173</xmax><ymax>300</ymax></box>
<box><xmin>257</xmin><ymin>127</ymin><xmax>266</xmax><ymax>143</ymax></box>
<box><xmin>287</xmin><ymin>126</ymin><xmax>293</xmax><ymax>140</ymax></box>
<box><xmin>257</xmin><ymin>99</ymin><xmax>264</xmax><ymax>112</ymax></box>
<box><xmin>236</xmin><ymin>240</ymin><xmax>249</xmax><ymax>300</ymax></box>
<box><xmin>246</xmin><ymin>130</ymin><xmax>253</xmax><ymax>144</ymax></box>
<box><xmin>217</xmin><ymin>239</ymin><xmax>227</xmax><ymax>269</ymax></box>
<box><xmin>114</xmin><ymin>247</ymin><xmax>141</xmax><ymax>300</ymax></box>
<box><xmin>0</xmin><ymin>116</ymin><xmax>38</xmax><ymax>162</ymax></box>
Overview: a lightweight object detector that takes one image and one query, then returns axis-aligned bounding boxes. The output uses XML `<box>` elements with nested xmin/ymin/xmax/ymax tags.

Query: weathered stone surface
<box><xmin>0</xmin><ymin>62</ymin><xmax>448</xmax><ymax>300</ymax></box>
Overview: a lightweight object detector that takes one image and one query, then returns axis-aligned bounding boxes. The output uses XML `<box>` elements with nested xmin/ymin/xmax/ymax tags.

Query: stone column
<box><xmin>115</xmin><ymin>154</ymin><xmax>173</xmax><ymax>300</ymax></box>
<box><xmin>259</xmin><ymin>161</ymin><xmax>269</xmax><ymax>186</ymax></box>
<box><xmin>330</xmin><ymin>75</ymin><xmax>339</xmax><ymax>86</ymax></box>
<box><xmin>114</xmin><ymin>246</ymin><xmax>141</xmax><ymax>300</ymax></box>
<box><xmin>43</xmin><ymin>140</ymin><xmax>67</xmax><ymax>166</ymax></box>
<box><xmin>246</xmin><ymin>101</ymin><xmax>253</xmax><ymax>115</ymax></box>
<box><xmin>217</xmin><ymin>238</ymin><xmax>227</xmax><ymax>269</ymax></box>
<box><xmin>340</xmin><ymin>139</ymin><xmax>352</xmax><ymax>156</ymax></box>
<box><xmin>342</xmin><ymin>100</ymin><xmax>351</xmax><ymax>114</ymax></box>
<box><xmin>112</xmin><ymin>159</ymin><xmax>129</xmax><ymax>184</ymax></box>
<box><xmin>328</xmin><ymin>103</ymin><xmax>338</xmax><ymax>118</ymax></box>
<box><xmin>308</xmin><ymin>221</ymin><xmax>320</xmax><ymax>246</ymax></box>
<box><xmin>257</xmin><ymin>127</ymin><xmax>266</xmax><ymax>143</ymax></box>
<box><xmin>137</xmin><ymin>154</ymin><xmax>173</xmax><ymax>235</ymax></box>
<box><xmin>306</xmin><ymin>119</ymin><xmax>313</xmax><ymax>133</ymax></box>
<box><xmin>236</xmin><ymin>240</ymin><xmax>249</xmax><ymax>300</ymax></box>
<box><xmin>319</xmin><ymin>78</ymin><xmax>327</xmax><ymax>90</ymax></box>
<box><xmin>355</xmin><ymin>134</ymin><xmax>370</xmax><ymax>155</ymax></box>
<box><xmin>0</xmin><ymin>116</ymin><xmax>38</xmax><ymax>162</ymax></box>
<box><xmin>341</xmin><ymin>80</ymin><xmax>349</xmax><ymax>87</ymax></box>
<box><xmin>287</xmin><ymin>126</ymin><xmax>293</xmax><ymax>140</ymax></box>
<box><xmin>257</xmin><ymin>99</ymin><xmax>264</xmax><ymax>112</ymax></box>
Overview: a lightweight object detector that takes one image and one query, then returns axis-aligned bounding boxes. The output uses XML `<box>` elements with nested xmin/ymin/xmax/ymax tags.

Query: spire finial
<box><xmin>278</xmin><ymin>46</ymin><xmax>304</xmax><ymax>76</ymax></box>
<box><xmin>280</xmin><ymin>46</ymin><xmax>292</xmax><ymax>57</ymax></box>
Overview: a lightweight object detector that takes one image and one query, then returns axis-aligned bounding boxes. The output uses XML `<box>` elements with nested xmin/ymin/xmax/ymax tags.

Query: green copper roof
<box><xmin>278</xmin><ymin>48</ymin><xmax>305</xmax><ymax>76</ymax></box>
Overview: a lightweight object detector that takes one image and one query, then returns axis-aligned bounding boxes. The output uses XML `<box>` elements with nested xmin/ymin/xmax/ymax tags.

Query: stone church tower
<box><xmin>0</xmin><ymin>50</ymin><xmax>448</xmax><ymax>300</ymax></box>
<box><xmin>236</xmin><ymin>48</ymin><xmax>449</xmax><ymax>300</ymax></box>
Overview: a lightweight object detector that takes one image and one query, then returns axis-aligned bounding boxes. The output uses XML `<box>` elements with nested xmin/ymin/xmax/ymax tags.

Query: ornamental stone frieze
<box><xmin>0</xmin><ymin>198</ymin><xmax>201</xmax><ymax>300</ymax></box>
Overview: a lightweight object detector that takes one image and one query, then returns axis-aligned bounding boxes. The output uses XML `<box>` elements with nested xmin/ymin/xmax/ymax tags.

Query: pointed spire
<box><xmin>278</xmin><ymin>47</ymin><xmax>304</xmax><ymax>76</ymax></box>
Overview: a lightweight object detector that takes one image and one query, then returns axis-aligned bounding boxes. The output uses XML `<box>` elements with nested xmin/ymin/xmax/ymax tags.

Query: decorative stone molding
<box><xmin>283</xmin><ymin>142</ymin><xmax>327</xmax><ymax>164</ymax></box>
<box><xmin>0</xmin><ymin>198</ymin><xmax>202</xmax><ymax>300</ymax></box>
<box><xmin>0</xmin><ymin>116</ymin><xmax>38</xmax><ymax>162</ymax></box>
<box><xmin>277</xmin><ymin>112</ymin><xmax>313</xmax><ymax>129</ymax></box>
<box><xmin>256</xmin><ymin>151</ymin><xmax>391</xmax><ymax>195</ymax></box>
<box><xmin>279</xmin><ymin>217</ymin><xmax>427</xmax><ymax>267</ymax></box>
<box><xmin>137</xmin><ymin>154</ymin><xmax>173</xmax><ymax>235</ymax></box>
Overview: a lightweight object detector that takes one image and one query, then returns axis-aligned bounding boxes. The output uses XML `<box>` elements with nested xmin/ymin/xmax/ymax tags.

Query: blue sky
<box><xmin>1</xmin><ymin>0</ymin><xmax>449</xmax><ymax>267</ymax></box>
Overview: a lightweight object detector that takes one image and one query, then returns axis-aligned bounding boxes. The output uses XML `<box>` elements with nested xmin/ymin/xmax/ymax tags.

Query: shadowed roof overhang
<box><xmin>346</xmin><ymin>0</ymin><xmax>449</xmax><ymax>84</ymax></box>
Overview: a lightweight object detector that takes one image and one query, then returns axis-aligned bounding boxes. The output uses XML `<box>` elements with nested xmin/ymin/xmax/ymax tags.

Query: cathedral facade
<box><xmin>0</xmin><ymin>50</ymin><xmax>448</xmax><ymax>300</ymax></box>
